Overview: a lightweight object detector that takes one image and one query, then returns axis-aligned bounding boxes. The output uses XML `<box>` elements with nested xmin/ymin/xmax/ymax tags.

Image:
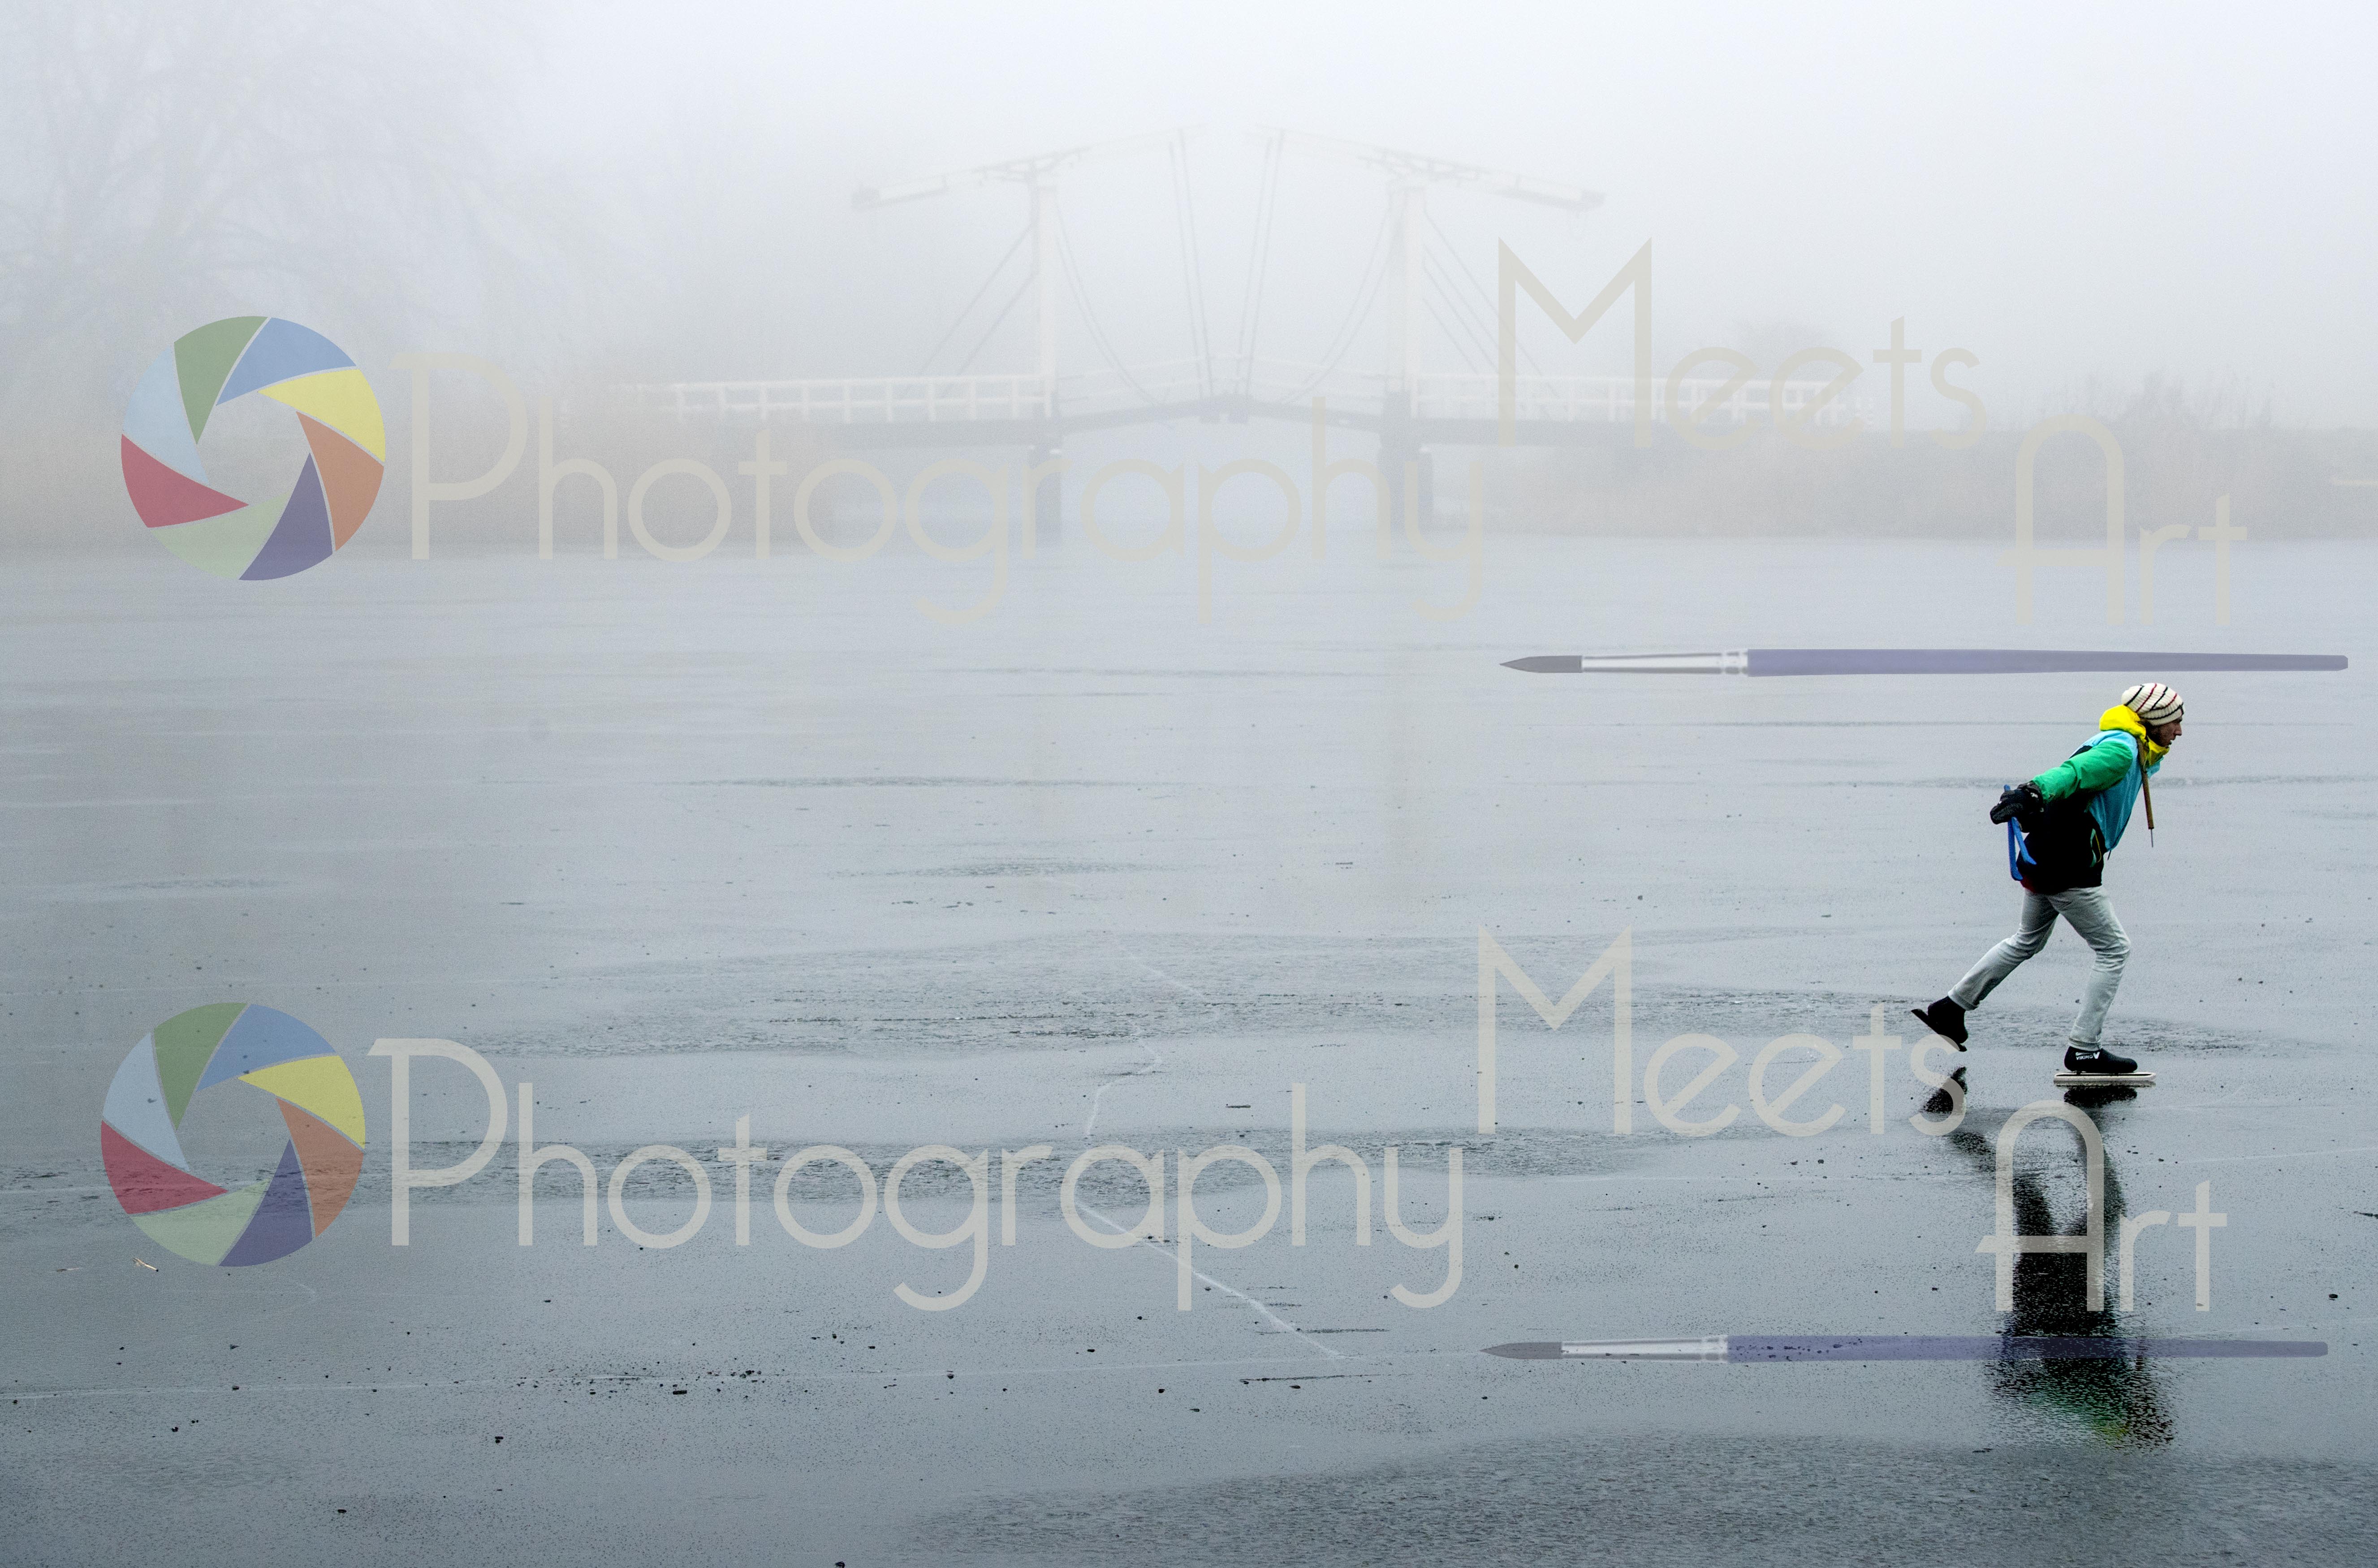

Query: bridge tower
<box><xmin>854</xmin><ymin>132</ymin><xmax>1180</xmax><ymax>534</ymax></box>
<box><xmin>1264</xmin><ymin>131</ymin><xmax>1601</xmax><ymax>521</ymax></box>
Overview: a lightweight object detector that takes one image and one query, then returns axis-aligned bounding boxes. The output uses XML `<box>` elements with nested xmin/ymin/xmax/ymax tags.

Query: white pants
<box><xmin>1951</xmin><ymin>886</ymin><xmax>2130</xmax><ymax>1047</ymax></box>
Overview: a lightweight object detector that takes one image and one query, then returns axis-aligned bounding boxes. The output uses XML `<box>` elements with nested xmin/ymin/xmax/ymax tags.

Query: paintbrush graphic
<box><xmin>1483</xmin><ymin>1335</ymin><xmax>2326</xmax><ymax>1361</ymax></box>
<box><xmin>1501</xmin><ymin>649</ymin><xmax>2347</xmax><ymax>676</ymax></box>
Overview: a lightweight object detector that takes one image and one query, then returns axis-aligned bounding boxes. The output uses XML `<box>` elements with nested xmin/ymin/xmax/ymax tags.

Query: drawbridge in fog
<box><xmin>634</xmin><ymin>129</ymin><xmax>1855</xmax><ymax>512</ymax></box>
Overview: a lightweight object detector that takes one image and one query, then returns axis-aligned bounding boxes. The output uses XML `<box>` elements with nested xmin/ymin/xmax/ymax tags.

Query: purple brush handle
<box><xmin>1746</xmin><ymin>649</ymin><xmax>2346</xmax><ymax>676</ymax></box>
<box><xmin>1729</xmin><ymin>1335</ymin><xmax>2326</xmax><ymax>1361</ymax></box>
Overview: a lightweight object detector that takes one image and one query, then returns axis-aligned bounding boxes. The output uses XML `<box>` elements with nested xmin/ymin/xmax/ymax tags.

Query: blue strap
<box><xmin>2004</xmin><ymin>784</ymin><xmax>2033</xmax><ymax>880</ymax></box>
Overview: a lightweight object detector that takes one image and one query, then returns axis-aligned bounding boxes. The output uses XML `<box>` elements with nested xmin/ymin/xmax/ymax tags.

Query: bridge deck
<box><xmin>628</xmin><ymin>359</ymin><xmax>1866</xmax><ymax>444</ymax></box>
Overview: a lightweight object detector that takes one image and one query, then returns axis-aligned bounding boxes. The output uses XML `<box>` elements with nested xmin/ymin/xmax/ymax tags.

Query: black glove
<box><xmin>1989</xmin><ymin>782</ymin><xmax>2044</xmax><ymax>825</ymax></box>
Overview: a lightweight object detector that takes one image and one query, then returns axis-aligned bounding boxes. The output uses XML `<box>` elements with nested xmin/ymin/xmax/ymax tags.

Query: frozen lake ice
<box><xmin>4</xmin><ymin>533</ymin><xmax>2372</xmax><ymax>1564</ymax></box>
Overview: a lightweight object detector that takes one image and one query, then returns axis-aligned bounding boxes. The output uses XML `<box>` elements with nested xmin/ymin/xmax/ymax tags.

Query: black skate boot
<box><xmin>1910</xmin><ymin>997</ymin><xmax>1968</xmax><ymax>1047</ymax></box>
<box><xmin>2062</xmin><ymin>1044</ymin><xmax>2137</xmax><ymax>1076</ymax></box>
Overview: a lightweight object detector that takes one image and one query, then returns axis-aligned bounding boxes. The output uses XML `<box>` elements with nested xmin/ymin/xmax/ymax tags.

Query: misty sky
<box><xmin>5</xmin><ymin>2</ymin><xmax>2370</xmax><ymax>438</ymax></box>
<box><xmin>503</xmin><ymin>0</ymin><xmax>2378</xmax><ymax>429</ymax></box>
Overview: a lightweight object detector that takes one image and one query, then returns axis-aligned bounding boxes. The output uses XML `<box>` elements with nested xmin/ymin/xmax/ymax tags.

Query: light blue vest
<box><xmin>2074</xmin><ymin>730</ymin><xmax>2157</xmax><ymax>853</ymax></box>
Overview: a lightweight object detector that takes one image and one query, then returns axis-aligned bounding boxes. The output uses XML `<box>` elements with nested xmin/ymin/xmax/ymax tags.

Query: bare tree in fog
<box><xmin>0</xmin><ymin>0</ymin><xmax>597</xmax><ymax>418</ymax></box>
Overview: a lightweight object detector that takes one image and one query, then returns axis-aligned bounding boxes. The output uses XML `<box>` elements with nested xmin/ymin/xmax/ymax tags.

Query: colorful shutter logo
<box><xmin>120</xmin><ymin>318</ymin><xmax>384</xmax><ymax>579</ymax></box>
<box><xmin>99</xmin><ymin>1005</ymin><xmax>366</xmax><ymax>1266</ymax></box>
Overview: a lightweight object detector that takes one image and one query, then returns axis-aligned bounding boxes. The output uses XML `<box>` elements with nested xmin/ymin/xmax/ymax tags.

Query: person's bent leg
<box><xmin>2052</xmin><ymin>887</ymin><xmax>2130</xmax><ymax>1046</ymax></box>
<box><xmin>1950</xmin><ymin>893</ymin><xmax>2058</xmax><ymax>1012</ymax></box>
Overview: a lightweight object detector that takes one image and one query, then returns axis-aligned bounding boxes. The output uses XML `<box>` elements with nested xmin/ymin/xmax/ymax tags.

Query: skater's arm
<box><xmin>2033</xmin><ymin>736</ymin><xmax>2134</xmax><ymax>801</ymax></box>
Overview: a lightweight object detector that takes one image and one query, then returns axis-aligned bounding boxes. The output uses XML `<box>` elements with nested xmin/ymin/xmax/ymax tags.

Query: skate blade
<box><xmin>2054</xmin><ymin>1072</ymin><xmax>2155</xmax><ymax>1086</ymax></box>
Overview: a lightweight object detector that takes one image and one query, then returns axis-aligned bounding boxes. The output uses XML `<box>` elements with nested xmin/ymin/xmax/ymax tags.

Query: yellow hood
<box><xmin>2100</xmin><ymin>705</ymin><xmax>2168</xmax><ymax>766</ymax></box>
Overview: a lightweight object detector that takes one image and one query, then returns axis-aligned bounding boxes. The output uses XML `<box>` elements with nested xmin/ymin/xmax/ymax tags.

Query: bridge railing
<box><xmin>1061</xmin><ymin>365</ymin><xmax>1870</xmax><ymax>427</ymax></box>
<box><xmin>1057</xmin><ymin>359</ymin><xmax>1215</xmax><ymax>410</ymax></box>
<box><xmin>630</xmin><ymin>374</ymin><xmax>1054</xmax><ymax>424</ymax></box>
<box><xmin>629</xmin><ymin>366</ymin><xmax>1869</xmax><ymax>429</ymax></box>
<box><xmin>631</xmin><ymin>360</ymin><xmax>1381</xmax><ymax>424</ymax></box>
<box><xmin>1413</xmin><ymin>373</ymin><xmax>1867</xmax><ymax>427</ymax></box>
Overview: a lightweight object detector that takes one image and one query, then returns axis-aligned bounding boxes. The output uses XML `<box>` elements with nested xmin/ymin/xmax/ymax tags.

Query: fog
<box><xmin>9</xmin><ymin>7</ymin><xmax>2376</xmax><ymax>1565</ymax></box>
<box><xmin>8</xmin><ymin>1</ymin><xmax>2375</xmax><ymax>430</ymax></box>
<box><xmin>527</xmin><ymin>1</ymin><xmax>2378</xmax><ymax>426</ymax></box>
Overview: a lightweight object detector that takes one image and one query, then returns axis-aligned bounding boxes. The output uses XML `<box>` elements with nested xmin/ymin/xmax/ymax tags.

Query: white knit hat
<box><xmin>2120</xmin><ymin>681</ymin><xmax>2184</xmax><ymax>724</ymax></box>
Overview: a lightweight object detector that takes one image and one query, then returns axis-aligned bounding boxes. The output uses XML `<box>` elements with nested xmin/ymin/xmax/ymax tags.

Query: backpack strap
<box><xmin>2006</xmin><ymin>806</ymin><xmax>2032</xmax><ymax>880</ymax></box>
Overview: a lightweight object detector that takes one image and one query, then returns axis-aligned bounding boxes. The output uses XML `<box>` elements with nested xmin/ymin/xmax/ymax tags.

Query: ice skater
<box><xmin>1912</xmin><ymin>682</ymin><xmax>2184</xmax><ymax>1082</ymax></box>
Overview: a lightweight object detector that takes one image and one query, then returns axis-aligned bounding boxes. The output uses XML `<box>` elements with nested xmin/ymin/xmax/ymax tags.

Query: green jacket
<box><xmin>2030</xmin><ymin>707</ymin><xmax>2162</xmax><ymax>857</ymax></box>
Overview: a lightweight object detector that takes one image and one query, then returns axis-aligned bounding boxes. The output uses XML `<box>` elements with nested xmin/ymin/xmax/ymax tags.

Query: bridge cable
<box><xmin>912</xmin><ymin>222</ymin><xmax>1033</xmax><ymax>375</ymax></box>
<box><xmin>1230</xmin><ymin>133</ymin><xmax>1283</xmax><ymax>396</ymax></box>
<box><xmin>1428</xmin><ymin>209</ymin><xmax>1541</xmax><ymax>375</ymax></box>
<box><xmin>1421</xmin><ymin>288</ymin><xmax>1489</xmax><ymax>376</ymax></box>
<box><xmin>1284</xmin><ymin>201</ymin><xmax>1393</xmax><ymax>404</ymax></box>
<box><xmin>1053</xmin><ymin>200</ymin><xmax>1160</xmax><ymax>405</ymax></box>
<box><xmin>952</xmin><ymin>270</ymin><xmax>1039</xmax><ymax>376</ymax></box>
<box><xmin>1168</xmin><ymin>132</ymin><xmax>1216</xmax><ymax>398</ymax></box>
<box><xmin>1422</xmin><ymin>295</ymin><xmax>1485</xmax><ymax>375</ymax></box>
<box><xmin>1422</xmin><ymin>246</ymin><xmax>1498</xmax><ymax>373</ymax></box>
<box><xmin>1424</xmin><ymin>237</ymin><xmax>1500</xmax><ymax>363</ymax></box>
